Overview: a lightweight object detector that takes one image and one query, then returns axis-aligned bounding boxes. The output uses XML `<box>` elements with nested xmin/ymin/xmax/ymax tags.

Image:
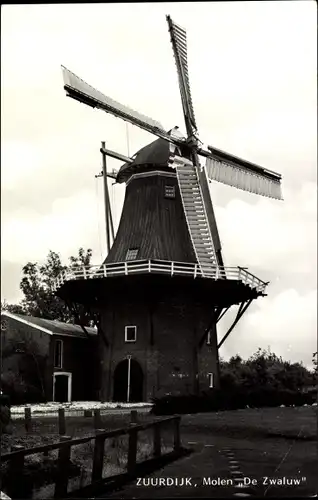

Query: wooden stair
<box><xmin>172</xmin><ymin>155</ymin><xmax>218</xmax><ymax>277</ymax></box>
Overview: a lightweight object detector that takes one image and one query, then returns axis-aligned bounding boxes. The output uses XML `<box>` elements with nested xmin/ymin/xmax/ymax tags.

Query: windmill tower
<box><xmin>54</xmin><ymin>16</ymin><xmax>282</xmax><ymax>402</ymax></box>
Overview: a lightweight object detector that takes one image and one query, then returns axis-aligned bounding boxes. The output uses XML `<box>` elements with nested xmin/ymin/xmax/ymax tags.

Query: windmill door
<box><xmin>113</xmin><ymin>359</ymin><xmax>144</xmax><ymax>402</ymax></box>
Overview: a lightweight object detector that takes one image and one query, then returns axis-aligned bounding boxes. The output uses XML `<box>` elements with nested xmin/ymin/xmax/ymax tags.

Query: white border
<box><xmin>126</xmin><ymin>170</ymin><xmax>176</xmax><ymax>186</ymax></box>
<box><xmin>54</xmin><ymin>339</ymin><xmax>63</xmax><ymax>369</ymax></box>
<box><xmin>125</xmin><ymin>325</ymin><xmax>137</xmax><ymax>342</ymax></box>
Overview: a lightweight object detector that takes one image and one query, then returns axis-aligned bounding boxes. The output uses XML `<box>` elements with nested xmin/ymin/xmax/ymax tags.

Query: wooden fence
<box><xmin>1</xmin><ymin>415</ymin><xmax>182</xmax><ymax>499</ymax></box>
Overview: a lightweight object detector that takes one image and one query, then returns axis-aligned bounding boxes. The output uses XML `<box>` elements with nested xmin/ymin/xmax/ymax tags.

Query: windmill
<box><xmin>54</xmin><ymin>16</ymin><xmax>282</xmax><ymax>402</ymax></box>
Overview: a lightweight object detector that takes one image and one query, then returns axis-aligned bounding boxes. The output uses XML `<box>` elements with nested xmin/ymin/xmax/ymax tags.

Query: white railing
<box><xmin>52</xmin><ymin>259</ymin><xmax>268</xmax><ymax>294</ymax></box>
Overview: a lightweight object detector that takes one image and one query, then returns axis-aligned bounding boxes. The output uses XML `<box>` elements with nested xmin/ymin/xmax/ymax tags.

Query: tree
<box><xmin>1</xmin><ymin>300</ymin><xmax>25</xmax><ymax>315</ymax></box>
<box><xmin>220</xmin><ymin>347</ymin><xmax>314</xmax><ymax>393</ymax></box>
<box><xmin>2</xmin><ymin>248</ymin><xmax>93</xmax><ymax>325</ymax></box>
<box><xmin>313</xmin><ymin>352</ymin><xmax>317</xmax><ymax>380</ymax></box>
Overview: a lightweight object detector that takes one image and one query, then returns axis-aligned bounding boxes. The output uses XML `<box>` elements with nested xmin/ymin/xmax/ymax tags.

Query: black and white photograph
<box><xmin>1</xmin><ymin>1</ymin><xmax>317</xmax><ymax>499</ymax></box>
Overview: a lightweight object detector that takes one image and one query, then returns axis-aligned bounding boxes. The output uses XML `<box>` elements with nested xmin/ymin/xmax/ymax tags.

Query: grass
<box><xmin>181</xmin><ymin>405</ymin><xmax>317</xmax><ymax>440</ymax></box>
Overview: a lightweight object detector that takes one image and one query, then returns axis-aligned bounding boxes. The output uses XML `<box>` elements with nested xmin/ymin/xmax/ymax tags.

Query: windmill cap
<box><xmin>116</xmin><ymin>129</ymin><xmax>185</xmax><ymax>183</ymax></box>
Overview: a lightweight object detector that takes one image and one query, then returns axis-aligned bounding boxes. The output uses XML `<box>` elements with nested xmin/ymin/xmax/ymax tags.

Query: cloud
<box><xmin>216</xmin><ymin>181</ymin><xmax>317</xmax><ymax>275</ymax></box>
<box><xmin>1</xmin><ymin>191</ymin><xmax>102</xmax><ymax>265</ymax></box>
<box><xmin>219</xmin><ymin>288</ymin><xmax>317</xmax><ymax>369</ymax></box>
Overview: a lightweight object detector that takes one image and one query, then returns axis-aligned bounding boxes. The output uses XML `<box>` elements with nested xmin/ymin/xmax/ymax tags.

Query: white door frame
<box><xmin>53</xmin><ymin>372</ymin><xmax>72</xmax><ymax>402</ymax></box>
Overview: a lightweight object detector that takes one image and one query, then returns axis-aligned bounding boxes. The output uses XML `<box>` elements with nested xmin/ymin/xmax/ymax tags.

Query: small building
<box><xmin>1</xmin><ymin>312</ymin><xmax>98</xmax><ymax>403</ymax></box>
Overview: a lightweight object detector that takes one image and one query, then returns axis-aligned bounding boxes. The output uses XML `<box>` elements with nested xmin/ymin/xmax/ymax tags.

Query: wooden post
<box><xmin>130</xmin><ymin>410</ymin><xmax>138</xmax><ymax>424</ymax></box>
<box><xmin>94</xmin><ymin>409</ymin><xmax>102</xmax><ymax>430</ymax></box>
<box><xmin>127</xmin><ymin>427</ymin><xmax>138</xmax><ymax>474</ymax></box>
<box><xmin>101</xmin><ymin>141</ymin><xmax>111</xmax><ymax>254</ymax></box>
<box><xmin>173</xmin><ymin>417</ymin><xmax>181</xmax><ymax>451</ymax></box>
<box><xmin>8</xmin><ymin>445</ymin><xmax>25</xmax><ymax>498</ymax></box>
<box><xmin>153</xmin><ymin>423</ymin><xmax>161</xmax><ymax>458</ymax></box>
<box><xmin>58</xmin><ymin>408</ymin><xmax>66</xmax><ymax>436</ymax></box>
<box><xmin>91</xmin><ymin>430</ymin><xmax>106</xmax><ymax>483</ymax></box>
<box><xmin>54</xmin><ymin>436</ymin><xmax>71</xmax><ymax>498</ymax></box>
<box><xmin>24</xmin><ymin>407</ymin><xmax>32</xmax><ymax>433</ymax></box>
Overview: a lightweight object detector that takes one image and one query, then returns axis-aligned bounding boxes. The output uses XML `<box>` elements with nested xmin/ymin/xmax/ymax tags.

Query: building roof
<box><xmin>1</xmin><ymin>312</ymin><xmax>97</xmax><ymax>339</ymax></box>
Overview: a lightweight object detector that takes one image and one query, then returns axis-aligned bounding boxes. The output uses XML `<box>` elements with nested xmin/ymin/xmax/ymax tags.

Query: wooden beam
<box><xmin>217</xmin><ymin>299</ymin><xmax>254</xmax><ymax>349</ymax></box>
<box><xmin>101</xmin><ymin>141</ymin><xmax>111</xmax><ymax>254</ymax></box>
<box><xmin>198</xmin><ymin>307</ymin><xmax>222</xmax><ymax>348</ymax></box>
<box><xmin>100</xmin><ymin>146</ymin><xmax>133</xmax><ymax>165</ymax></box>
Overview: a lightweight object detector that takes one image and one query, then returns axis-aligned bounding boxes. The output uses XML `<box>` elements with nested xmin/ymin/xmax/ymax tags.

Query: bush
<box><xmin>1</xmin><ymin>374</ymin><xmax>46</xmax><ymax>405</ymax></box>
<box><xmin>151</xmin><ymin>388</ymin><xmax>315</xmax><ymax>415</ymax></box>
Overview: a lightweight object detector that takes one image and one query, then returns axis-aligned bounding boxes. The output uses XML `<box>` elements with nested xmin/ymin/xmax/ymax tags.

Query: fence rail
<box><xmin>1</xmin><ymin>415</ymin><xmax>181</xmax><ymax>499</ymax></box>
<box><xmin>53</xmin><ymin>259</ymin><xmax>268</xmax><ymax>293</ymax></box>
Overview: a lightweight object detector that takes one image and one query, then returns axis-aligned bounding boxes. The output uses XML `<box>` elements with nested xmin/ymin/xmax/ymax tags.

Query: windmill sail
<box><xmin>204</xmin><ymin>148</ymin><xmax>283</xmax><ymax>200</ymax></box>
<box><xmin>166</xmin><ymin>16</ymin><xmax>197</xmax><ymax>136</ymax></box>
<box><xmin>61</xmin><ymin>66</ymin><xmax>170</xmax><ymax>141</ymax></box>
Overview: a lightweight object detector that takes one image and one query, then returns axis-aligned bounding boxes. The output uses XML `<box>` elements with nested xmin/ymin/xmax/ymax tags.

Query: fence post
<box><xmin>173</xmin><ymin>417</ymin><xmax>181</xmax><ymax>452</ymax></box>
<box><xmin>24</xmin><ymin>407</ymin><xmax>32</xmax><ymax>433</ymax></box>
<box><xmin>58</xmin><ymin>408</ymin><xmax>66</xmax><ymax>436</ymax></box>
<box><xmin>8</xmin><ymin>445</ymin><xmax>26</xmax><ymax>498</ymax></box>
<box><xmin>153</xmin><ymin>423</ymin><xmax>161</xmax><ymax>458</ymax></box>
<box><xmin>91</xmin><ymin>430</ymin><xmax>106</xmax><ymax>483</ymax></box>
<box><xmin>130</xmin><ymin>410</ymin><xmax>138</xmax><ymax>424</ymax></box>
<box><xmin>94</xmin><ymin>409</ymin><xmax>102</xmax><ymax>430</ymax></box>
<box><xmin>54</xmin><ymin>436</ymin><xmax>72</xmax><ymax>498</ymax></box>
<box><xmin>127</xmin><ymin>427</ymin><xmax>138</xmax><ymax>474</ymax></box>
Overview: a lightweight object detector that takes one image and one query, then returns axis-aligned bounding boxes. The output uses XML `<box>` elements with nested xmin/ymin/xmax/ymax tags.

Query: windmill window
<box><xmin>208</xmin><ymin>373</ymin><xmax>214</xmax><ymax>388</ymax></box>
<box><xmin>54</xmin><ymin>339</ymin><xmax>63</xmax><ymax>369</ymax></box>
<box><xmin>125</xmin><ymin>325</ymin><xmax>137</xmax><ymax>342</ymax></box>
<box><xmin>164</xmin><ymin>185</ymin><xmax>176</xmax><ymax>199</ymax></box>
<box><xmin>126</xmin><ymin>248</ymin><xmax>139</xmax><ymax>261</ymax></box>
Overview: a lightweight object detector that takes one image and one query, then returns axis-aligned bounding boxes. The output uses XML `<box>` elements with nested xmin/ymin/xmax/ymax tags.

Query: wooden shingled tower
<box><xmin>54</xmin><ymin>16</ymin><xmax>283</xmax><ymax>402</ymax></box>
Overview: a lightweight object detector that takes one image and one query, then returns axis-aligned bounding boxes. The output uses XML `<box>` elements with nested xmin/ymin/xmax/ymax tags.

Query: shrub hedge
<box><xmin>150</xmin><ymin>388</ymin><xmax>315</xmax><ymax>415</ymax></box>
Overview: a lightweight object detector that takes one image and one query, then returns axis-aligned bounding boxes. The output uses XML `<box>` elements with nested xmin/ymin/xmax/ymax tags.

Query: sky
<box><xmin>1</xmin><ymin>2</ymin><xmax>317</xmax><ymax>368</ymax></box>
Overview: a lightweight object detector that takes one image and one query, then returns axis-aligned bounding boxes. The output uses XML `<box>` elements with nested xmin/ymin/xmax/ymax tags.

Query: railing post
<box><xmin>83</xmin><ymin>266</ymin><xmax>87</xmax><ymax>279</ymax></box>
<box><xmin>91</xmin><ymin>430</ymin><xmax>107</xmax><ymax>483</ymax></box>
<box><xmin>171</xmin><ymin>262</ymin><xmax>174</xmax><ymax>276</ymax></box>
<box><xmin>58</xmin><ymin>408</ymin><xmax>66</xmax><ymax>436</ymax></box>
<box><xmin>103</xmin><ymin>264</ymin><xmax>107</xmax><ymax>277</ymax></box>
<box><xmin>8</xmin><ymin>445</ymin><xmax>26</xmax><ymax>498</ymax></box>
<box><xmin>173</xmin><ymin>417</ymin><xmax>181</xmax><ymax>452</ymax></box>
<box><xmin>194</xmin><ymin>264</ymin><xmax>197</xmax><ymax>278</ymax></box>
<box><xmin>148</xmin><ymin>260</ymin><xmax>151</xmax><ymax>273</ymax></box>
<box><xmin>54</xmin><ymin>436</ymin><xmax>72</xmax><ymax>498</ymax></box>
<box><xmin>153</xmin><ymin>422</ymin><xmax>161</xmax><ymax>458</ymax></box>
<box><xmin>127</xmin><ymin>426</ymin><xmax>138</xmax><ymax>474</ymax></box>
<box><xmin>94</xmin><ymin>409</ymin><xmax>102</xmax><ymax>430</ymax></box>
<box><xmin>238</xmin><ymin>266</ymin><xmax>241</xmax><ymax>281</ymax></box>
<box><xmin>24</xmin><ymin>407</ymin><xmax>32</xmax><ymax>433</ymax></box>
<box><xmin>125</xmin><ymin>262</ymin><xmax>128</xmax><ymax>276</ymax></box>
<box><xmin>130</xmin><ymin>410</ymin><xmax>138</xmax><ymax>424</ymax></box>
